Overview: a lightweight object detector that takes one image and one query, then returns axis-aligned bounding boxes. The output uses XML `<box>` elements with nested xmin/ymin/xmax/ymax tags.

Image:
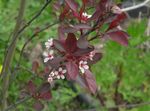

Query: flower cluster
<box><xmin>43</xmin><ymin>38</ymin><xmax>54</xmax><ymax>63</ymax></box>
<box><xmin>48</xmin><ymin>67</ymin><xmax>66</xmax><ymax>83</ymax></box>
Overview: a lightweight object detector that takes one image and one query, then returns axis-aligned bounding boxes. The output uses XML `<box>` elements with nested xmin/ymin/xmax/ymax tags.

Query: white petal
<box><xmin>55</xmin><ymin>71</ymin><xmax>58</xmax><ymax>75</ymax></box>
<box><xmin>83</xmin><ymin>65</ymin><xmax>89</xmax><ymax>69</ymax></box>
<box><xmin>43</xmin><ymin>52</ymin><xmax>48</xmax><ymax>57</ymax></box>
<box><xmin>59</xmin><ymin>67</ymin><xmax>62</xmax><ymax>72</ymax></box>
<box><xmin>80</xmin><ymin>67</ymin><xmax>85</xmax><ymax>74</ymax></box>
<box><xmin>62</xmin><ymin>69</ymin><xmax>67</xmax><ymax>74</ymax></box>
<box><xmin>83</xmin><ymin>61</ymin><xmax>87</xmax><ymax>64</ymax></box>
<box><xmin>57</xmin><ymin>75</ymin><xmax>60</xmax><ymax>79</ymax></box>
<box><xmin>44</xmin><ymin>58</ymin><xmax>49</xmax><ymax>62</ymax></box>
<box><xmin>49</xmin><ymin>50</ymin><xmax>54</xmax><ymax>54</ymax></box>
<box><xmin>61</xmin><ymin>75</ymin><xmax>65</xmax><ymax>79</ymax></box>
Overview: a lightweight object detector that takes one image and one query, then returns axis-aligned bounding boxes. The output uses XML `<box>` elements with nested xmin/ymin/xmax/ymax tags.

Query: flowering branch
<box><xmin>121</xmin><ymin>0</ymin><xmax>150</xmax><ymax>12</ymax></box>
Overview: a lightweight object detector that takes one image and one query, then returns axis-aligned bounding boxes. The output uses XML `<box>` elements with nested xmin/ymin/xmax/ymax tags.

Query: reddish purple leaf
<box><xmin>84</xmin><ymin>70</ymin><xmax>97</xmax><ymax>94</ymax></box>
<box><xmin>77</xmin><ymin>37</ymin><xmax>89</xmax><ymax>49</ymax></box>
<box><xmin>65</xmin><ymin>33</ymin><xmax>77</xmax><ymax>53</ymax></box>
<box><xmin>73</xmin><ymin>47</ymin><xmax>94</xmax><ymax>56</ymax></box>
<box><xmin>63</xmin><ymin>26</ymin><xmax>78</xmax><ymax>33</ymax></box>
<box><xmin>58</xmin><ymin>26</ymin><xmax>65</xmax><ymax>42</ymax></box>
<box><xmin>53</xmin><ymin>39</ymin><xmax>65</xmax><ymax>52</ymax></box>
<box><xmin>33</xmin><ymin>101</ymin><xmax>44</xmax><ymax>111</ymax></box>
<box><xmin>32</xmin><ymin>61</ymin><xmax>39</xmax><ymax>73</ymax></box>
<box><xmin>107</xmin><ymin>13</ymin><xmax>127</xmax><ymax>31</ymax></box>
<box><xmin>48</xmin><ymin>57</ymin><xmax>64</xmax><ymax>68</ymax></box>
<box><xmin>66</xmin><ymin>61</ymin><xmax>78</xmax><ymax>80</ymax></box>
<box><xmin>106</xmin><ymin>31</ymin><xmax>129</xmax><ymax>46</ymax></box>
<box><xmin>27</xmin><ymin>81</ymin><xmax>36</xmax><ymax>95</ymax></box>
<box><xmin>39</xmin><ymin>91</ymin><xmax>52</xmax><ymax>100</ymax></box>
<box><xmin>74</xmin><ymin>23</ymin><xmax>91</xmax><ymax>29</ymax></box>
<box><xmin>65</xmin><ymin>0</ymin><xmax>78</xmax><ymax>12</ymax></box>
<box><xmin>88</xmin><ymin>53</ymin><xmax>103</xmax><ymax>64</ymax></box>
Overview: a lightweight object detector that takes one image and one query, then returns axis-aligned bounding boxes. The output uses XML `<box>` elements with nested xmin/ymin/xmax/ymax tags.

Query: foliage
<box><xmin>0</xmin><ymin>0</ymin><xmax>149</xmax><ymax>111</ymax></box>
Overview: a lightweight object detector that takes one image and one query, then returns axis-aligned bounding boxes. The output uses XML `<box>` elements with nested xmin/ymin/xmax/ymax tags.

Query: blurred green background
<box><xmin>0</xmin><ymin>0</ymin><xmax>150</xmax><ymax>111</ymax></box>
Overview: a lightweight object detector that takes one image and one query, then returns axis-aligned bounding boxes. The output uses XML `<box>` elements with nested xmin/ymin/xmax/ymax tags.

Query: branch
<box><xmin>9</xmin><ymin>0</ymin><xmax>52</xmax><ymax>49</ymax></box>
<box><xmin>121</xmin><ymin>0</ymin><xmax>150</xmax><ymax>12</ymax></box>
<box><xmin>1</xmin><ymin>0</ymin><xmax>26</xmax><ymax>110</ymax></box>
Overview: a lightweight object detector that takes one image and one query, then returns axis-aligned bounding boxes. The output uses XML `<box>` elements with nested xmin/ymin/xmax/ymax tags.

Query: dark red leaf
<box><xmin>38</xmin><ymin>83</ymin><xmax>50</xmax><ymax>94</ymax></box>
<box><xmin>77</xmin><ymin>37</ymin><xmax>89</xmax><ymax>49</ymax></box>
<box><xmin>32</xmin><ymin>61</ymin><xmax>39</xmax><ymax>73</ymax></box>
<box><xmin>73</xmin><ymin>47</ymin><xmax>94</xmax><ymax>56</ymax></box>
<box><xmin>59</xmin><ymin>6</ymin><xmax>69</xmax><ymax>21</ymax></box>
<box><xmin>53</xmin><ymin>39</ymin><xmax>65</xmax><ymax>52</ymax></box>
<box><xmin>88</xmin><ymin>53</ymin><xmax>103</xmax><ymax>64</ymax></box>
<box><xmin>107</xmin><ymin>13</ymin><xmax>127</xmax><ymax>31</ymax></box>
<box><xmin>74</xmin><ymin>23</ymin><xmax>91</xmax><ymax>29</ymax></box>
<box><xmin>39</xmin><ymin>91</ymin><xmax>52</xmax><ymax>100</ymax></box>
<box><xmin>65</xmin><ymin>33</ymin><xmax>77</xmax><ymax>53</ymax></box>
<box><xmin>66</xmin><ymin>61</ymin><xmax>78</xmax><ymax>80</ymax></box>
<box><xmin>58</xmin><ymin>26</ymin><xmax>65</xmax><ymax>42</ymax></box>
<box><xmin>84</xmin><ymin>70</ymin><xmax>97</xmax><ymax>94</ymax></box>
<box><xmin>48</xmin><ymin>57</ymin><xmax>64</xmax><ymax>68</ymax></box>
<box><xmin>27</xmin><ymin>81</ymin><xmax>36</xmax><ymax>95</ymax></box>
<box><xmin>33</xmin><ymin>101</ymin><xmax>44</xmax><ymax>111</ymax></box>
<box><xmin>106</xmin><ymin>31</ymin><xmax>129</xmax><ymax>46</ymax></box>
<box><xmin>65</xmin><ymin>0</ymin><xmax>78</xmax><ymax>12</ymax></box>
<box><xmin>63</xmin><ymin>26</ymin><xmax>78</xmax><ymax>33</ymax></box>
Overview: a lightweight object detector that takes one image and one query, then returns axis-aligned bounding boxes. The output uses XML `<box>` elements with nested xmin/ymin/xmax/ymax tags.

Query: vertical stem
<box><xmin>1</xmin><ymin>0</ymin><xmax>26</xmax><ymax>110</ymax></box>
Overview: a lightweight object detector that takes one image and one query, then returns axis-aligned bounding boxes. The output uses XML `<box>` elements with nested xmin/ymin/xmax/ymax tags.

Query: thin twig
<box><xmin>121</xmin><ymin>0</ymin><xmax>150</xmax><ymax>12</ymax></box>
<box><xmin>9</xmin><ymin>0</ymin><xmax>52</xmax><ymax>49</ymax></box>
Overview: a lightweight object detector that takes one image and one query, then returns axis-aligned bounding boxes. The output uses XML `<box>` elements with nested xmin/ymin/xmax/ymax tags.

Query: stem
<box><xmin>121</xmin><ymin>0</ymin><xmax>150</xmax><ymax>12</ymax></box>
<box><xmin>1</xmin><ymin>0</ymin><xmax>26</xmax><ymax>110</ymax></box>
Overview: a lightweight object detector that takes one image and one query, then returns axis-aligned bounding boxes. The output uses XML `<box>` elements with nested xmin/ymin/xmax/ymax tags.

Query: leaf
<box><xmin>84</xmin><ymin>69</ymin><xmax>97</xmax><ymax>94</ymax></box>
<box><xmin>73</xmin><ymin>23</ymin><xmax>91</xmax><ymax>29</ymax></box>
<box><xmin>88</xmin><ymin>53</ymin><xmax>103</xmax><ymax>64</ymax></box>
<box><xmin>39</xmin><ymin>91</ymin><xmax>52</xmax><ymax>100</ymax></box>
<box><xmin>66</xmin><ymin>61</ymin><xmax>78</xmax><ymax>80</ymax></box>
<box><xmin>58</xmin><ymin>26</ymin><xmax>66</xmax><ymax>42</ymax></box>
<box><xmin>38</xmin><ymin>83</ymin><xmax>50</xmax><ymax>94</ymax></box>
<box><xmin>48</xmin><ymin>57</ymin><xmax>64</xmax><ymax>68</ymax></box>
<box><xmin>27</xmin><ymin>81</ymin><xmax>36</xmax><ymax>95</ymax></box>
<box><xmin>65</xmin><ymin>33</ymin><xmax>77</xmax><ymax>53</ymax></box>
<box><xmin>106</xmin><ymin>31</ymin><xmax>129</xmax><ymax>46</ymax></box>
<box><xmin>65</xmin><ymin>0</ymin><xmax>78</xmax><ymax>12</ymax></box>
<box><xmin>77</xmin><ymin>37</ymin><xmax>89</xmax><ymax>49</ymax></box>
<box><xmin>107</xmin><ymin>13</ymin><xmax>127</xmax><ymax>31</ymax></box>
<box><xmin>73</xmin><ymin>47</ymin><xmax>94</xmax><ymax>56</ymax></box>
<box><xmin>53</xmin><ymin>39</ymin><xmax>65</xmax><ymax>52</ymax></box>
<box><xmin>33</xmin><ymin>101</ymin><xmax>44</xmax><ymax>111</ymax></box>
<box><xmin>32</xmin><ymin>61</ymin><xmax>39</xmax><ymax>73</ymax></box>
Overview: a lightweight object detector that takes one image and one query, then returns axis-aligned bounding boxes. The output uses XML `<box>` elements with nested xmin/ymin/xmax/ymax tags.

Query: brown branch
<box><xmin>1</xmin><ymin>0</ymin><xmax>26</xmax><ymax>110</ymax></box>
<box><xmin>1</xmin><ymin>0</ymin><xmax>52</xmax><ymax>110</ymax></box>
<box><xmin>9</xmin><ymin>0</ymin><xmax>52</xmax><ymax>51</ymax></box>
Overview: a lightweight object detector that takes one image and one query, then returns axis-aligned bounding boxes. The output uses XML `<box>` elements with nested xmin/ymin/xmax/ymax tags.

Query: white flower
<box><xmin>89</xmin><ymin>51</ymin><xmax>95</xmax><ymax>60</ymax></box>
<box><xmin>82</xmin><ymin>12</ymin><xmax>92</xmax><ymax>19</ymax></box>
<box><xmin>45</xmin><ymin>38</ymin><xmax>53</xmax><ymax>49</ymax></box>
<box><xmin>55</xmin><ymin>67</ymin><xmax>66</xmax><ymax>79</ymax></box>
<box><xmin>48</xmin><ymin>77</ymin><xmax>53</xmax><ymax>83</ymax></box>
<box><xmin>43</xmin><ymin>50</ymin><xmax>54</xmax><ymax>62</ymax></box>
<box><xmin>79</xmin><ymin>60</ymin><xmax>89</xmax><ymax>73</ymax></box>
